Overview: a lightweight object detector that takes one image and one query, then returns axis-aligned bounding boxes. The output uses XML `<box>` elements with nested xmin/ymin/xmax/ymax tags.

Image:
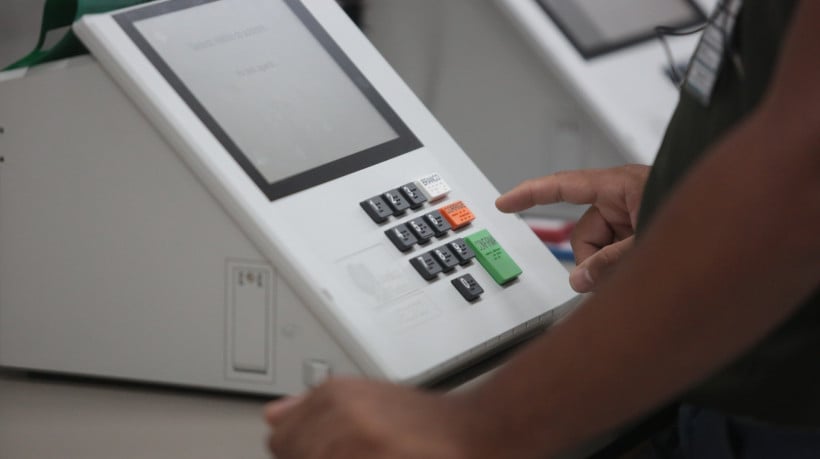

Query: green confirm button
<box><xmin>465</xmin><ymin>229</ymin><xmax>522</xmax><ymax>285</ymax></box>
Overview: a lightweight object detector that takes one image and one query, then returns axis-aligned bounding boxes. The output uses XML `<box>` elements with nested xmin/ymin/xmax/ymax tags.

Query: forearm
<box><xmin>464</xmin><ymin>106</ymin><xmax>820</xmax><ymax>458</ymax></box>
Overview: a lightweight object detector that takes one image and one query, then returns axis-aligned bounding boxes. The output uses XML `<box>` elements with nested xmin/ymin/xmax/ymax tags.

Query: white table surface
<box><xmin>0</xmin><ymin>368</ymin><xmax>272</xmax><ymax>459</ymax></box>
<box><xmin>0</xmin><ymin>365</ymin><xmax>621</xmax><ymax>459</ymax></box>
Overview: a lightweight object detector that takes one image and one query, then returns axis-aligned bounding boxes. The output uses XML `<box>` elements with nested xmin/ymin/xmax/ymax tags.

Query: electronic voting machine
<box><xmin>0</xmin><ymin>0</ymin><xmax>577</xmax><ymax>395</ymax></box>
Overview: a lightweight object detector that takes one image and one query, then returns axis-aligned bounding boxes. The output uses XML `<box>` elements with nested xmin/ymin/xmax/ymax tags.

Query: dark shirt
<box><xmin>638</xmin><ymin>0</ymin><xmax>820</xmax><ymax>426</ymax></box>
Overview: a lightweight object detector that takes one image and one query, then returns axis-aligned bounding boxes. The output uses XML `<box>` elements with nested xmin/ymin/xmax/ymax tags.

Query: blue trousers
<box><xmin>644</xmin><ymin>406</ymin><xmax>820</xmax><ymax>459</ymax></box>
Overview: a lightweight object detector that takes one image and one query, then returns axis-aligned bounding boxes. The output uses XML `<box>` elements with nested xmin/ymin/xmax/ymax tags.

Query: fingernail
<box><xmin>569</xmin><ymin>267</ymin><xmax>593</xmax><ymax>292</ymax></box>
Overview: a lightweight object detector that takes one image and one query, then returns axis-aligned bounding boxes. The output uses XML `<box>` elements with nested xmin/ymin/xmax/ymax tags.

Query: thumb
<box><xmin>569</xmin><ymin>236</ymin><xmax>634</xmax><ymax>293</ymax></box>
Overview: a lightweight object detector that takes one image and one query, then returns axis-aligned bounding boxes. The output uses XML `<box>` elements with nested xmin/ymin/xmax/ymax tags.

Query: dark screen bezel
<box><xmin>535</xmin><ymin>0</ymin><xmax>706</xmax><ymax>60</ymax></box>
<box><xmin>115</xmin><ymin>0</ymin><xmax>422</xmax><ymax>201</ymax></box>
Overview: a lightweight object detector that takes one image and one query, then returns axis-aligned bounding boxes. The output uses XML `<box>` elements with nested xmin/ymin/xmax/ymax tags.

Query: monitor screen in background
<box><xmin>538</xmin><ymin>0</ymin><xmax>704</xmax><ymax>58</ymax></box>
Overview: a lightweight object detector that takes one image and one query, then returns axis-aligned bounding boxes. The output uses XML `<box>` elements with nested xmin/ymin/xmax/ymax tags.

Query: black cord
<box><xmin>654</xmin><ymin>0</ymin><xmax>742</xmax><ymax>87</ymax></box>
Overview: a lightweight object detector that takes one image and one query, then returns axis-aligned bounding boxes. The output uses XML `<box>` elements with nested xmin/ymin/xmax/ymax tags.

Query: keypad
<box><xmin>360</xmin><ymin>174</ymin><xmax>520</xmax><ymax>301</ymax></box>
<box><xmin>385</xmin><ymin>224</ymin><xmax>417</xmax><ymax>252</ymax></box>
<box><xmin>410</xmin><ymin>253</ymin><xmax>443</xmax><ymax>281</ymax></box>
<box><xmin>451</xmin><ymin>274</ymin><xmax>484</xmax><ymax>302</ymax></box>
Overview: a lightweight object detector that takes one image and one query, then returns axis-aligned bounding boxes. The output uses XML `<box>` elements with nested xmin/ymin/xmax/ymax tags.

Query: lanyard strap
<box><xmin>683</xmin><ymin>0</ymin><xmax>744</xmax><ymax>106</ymax></box>
<box><xmin>5</xmin><ymin>0</ymin><xmax>151</xmax><ymax>70</ymax></box>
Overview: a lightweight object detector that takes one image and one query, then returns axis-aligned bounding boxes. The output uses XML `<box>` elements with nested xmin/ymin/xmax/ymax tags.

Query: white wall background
<box><xmin>0</xmin><ymin>0</ymin><xmax>44</xmax><ymax>69</ymax></box>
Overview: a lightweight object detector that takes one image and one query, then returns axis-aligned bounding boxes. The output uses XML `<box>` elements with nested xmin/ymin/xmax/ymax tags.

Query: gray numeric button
<box><xmin>410</xmin><ymin>253</ymin><xmax>443</xmax><ymax>281</ymax></box>
<box><xmin>399</xmin><ymin>182</ymin><xmax>427</xmax><ymax>209</ymax></box>
<box><xmin>385</xmin><ymin>224</ymin><xmax>417</xmax><ymax>252</ymax></box>
<box><xmin>423</xmin><ymin>210</ymin><xmax>451</xmax><ymax>237</ymax></box>
<box><xmin>382</xmin><ymin>189</ymin><xmax>411</xmax><ymax>215</ymax></box>
<box><xmin>447</xmin><ymin>238</ymin><xmax>475</xmax><ymax>265</ymax></box>
<box><xmin>407</xmin><ymin>217</ymin><xmax>435</xmax><ymax>244</ymax></box>
<box><xmin>360</xmin><ymin>196</ymin><xmax>393</xmax><ymax>224</ymax></box>
<box><xmin>430</xmin><ymin>246</ymin><xmax>459</xmax><ymax>272</ymax></box>
<box><xmin>452</xmin><ymin>274</ymin><xmax>483</xmax><ymax>301</ymax></box>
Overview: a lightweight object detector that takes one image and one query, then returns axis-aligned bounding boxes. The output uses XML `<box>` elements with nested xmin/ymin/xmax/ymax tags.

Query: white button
<box><xmin>303</xmin><ymin>360</ymin><xmax>332</xmax><ymax>388</ymax></box>
<box><xmin>414</xmin><ymin>173</ymin><xmax>451</xmax><ymax>202</ymax></box>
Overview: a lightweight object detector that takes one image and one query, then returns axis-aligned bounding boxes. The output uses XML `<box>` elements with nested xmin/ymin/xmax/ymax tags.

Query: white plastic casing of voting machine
<box><xmin>0</xmin><ymin>0</ymin><xmax>577</xmax><ymax>394</ymax></box>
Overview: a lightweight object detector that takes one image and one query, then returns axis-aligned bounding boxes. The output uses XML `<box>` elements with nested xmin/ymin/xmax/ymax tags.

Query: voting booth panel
<box><xmin>0</xmin><ymin>57</ymin><xmax>362</xmax><ymax>395</ymax></box>
<box><xmin>0</xmin><ymin>0</ymin><xmax>577</xmax><ymax>394</ymax></box>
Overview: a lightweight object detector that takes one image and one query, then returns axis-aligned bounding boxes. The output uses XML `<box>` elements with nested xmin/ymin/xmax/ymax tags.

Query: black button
<box><xmin>382</xmin><ymin>189</ymin><xmax>411</xmax><ymax>215</ymax></box>
<box><xmin>451</xmin><ymin>274</ymin><xmax>483</xmax><ymax>301</ymax></box>
<box><xmin>430</xmin><ymin>245</ymin><xmax>459</xmax><ymax>272</ymax></box>
<box><xmin>399</xmin><ymin>182</ymin><xmax>427</xmax><ymax>209</ymax></box>
<box><xmin>360</xmin><ymin>196</ymin><xmax>393</xmax><ymax>224</ymax></box>
<box><xmin>447</xmin><ymin>238</ymin><xmax>475</xmax><ymax>265</ymax></box>
<box><xmin>407</xmin><ymin>217</ymin><xmax>435</xmax><ymax>244</ymax></box>
<box><xmin>385</xmin><ymin>224</ymin><xmax>417</xmax><ymax>252</ymax></box>
<box><xmin>410</xmin><ymin>253</ymin><xmax>443</xmax><ymax>281</ymax></box>
<box><xmin>423</xmin><ymin>210</ymin><xmax>451</xmax><ymax>237</ymax></box>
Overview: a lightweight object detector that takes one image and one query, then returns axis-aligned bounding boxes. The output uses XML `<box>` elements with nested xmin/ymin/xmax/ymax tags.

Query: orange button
<box><xmin>439</xmin><ymin>201</ymin><xmax>475</xmax><ymax>229</ymax></box>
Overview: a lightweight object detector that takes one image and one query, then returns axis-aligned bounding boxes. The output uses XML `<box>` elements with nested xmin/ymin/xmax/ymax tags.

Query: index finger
<box><xmin>495</xmin><ymin>169</ymin><xmax>606</xmax><ymax>213</ymax></box>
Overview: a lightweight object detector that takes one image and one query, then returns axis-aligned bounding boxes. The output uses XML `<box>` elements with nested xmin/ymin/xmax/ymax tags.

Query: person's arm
<box><xmin>464</xmin><ymin>3</ymin><xmax>820</xmax><ymax>456</ymax></box>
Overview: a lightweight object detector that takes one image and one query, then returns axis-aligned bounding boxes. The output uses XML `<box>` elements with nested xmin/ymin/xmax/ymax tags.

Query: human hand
<box><xmin>496</xmin><ymin>165</ymin><xmax>650</xmax><ymax>292</ymax></box>
<box><xmin>265</xmin><ymin>378</ymin><xmax>491</xmax><ymax>459</ymax></box>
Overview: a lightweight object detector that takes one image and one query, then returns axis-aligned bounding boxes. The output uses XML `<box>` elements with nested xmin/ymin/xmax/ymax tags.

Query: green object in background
<box><xmin>465</xmin><ymin>229</ymin><xmax>523</xmax><ymax>285</ymax></box>
<box><xmin>4</xmin><ymin>0</ymin><xmax>152</xmax><ymax>71</ymax></box>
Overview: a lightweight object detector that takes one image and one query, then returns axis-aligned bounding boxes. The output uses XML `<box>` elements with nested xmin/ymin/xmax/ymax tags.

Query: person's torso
<box><xmin>637</xmin><ymin>0</ymin><xmax>820</xmax><ymax>427</ymax></box>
